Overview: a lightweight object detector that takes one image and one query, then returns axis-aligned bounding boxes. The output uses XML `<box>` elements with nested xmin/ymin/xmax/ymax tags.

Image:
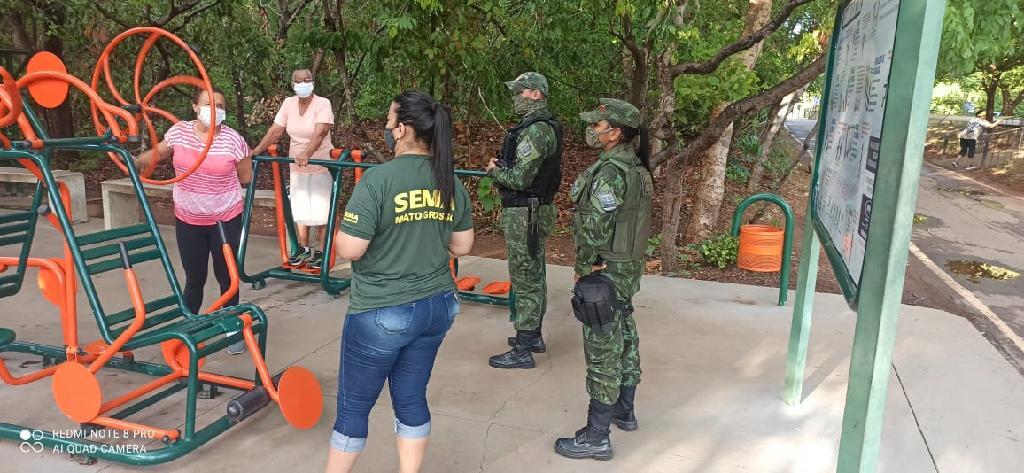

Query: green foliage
<box><xmin>725</xmin><ymin>163</ymin><xmax>750</xmax><ymax>184</ymax></box>
<box><xmin>696</xmin><ymin>234</ymin><xmax>739</xmax><ymax>269</ymax></box>
<box><xmin>476</xmin><ymin>177</ymin><xmax>501</xmax><ymax>213</ymax></box>
<box><xmin>645</xmin><ymin>233</ymin><xmax>663</xmax><ymax>257</ymax></box>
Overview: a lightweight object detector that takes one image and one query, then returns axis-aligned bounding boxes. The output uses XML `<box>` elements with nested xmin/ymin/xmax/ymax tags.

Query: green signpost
<box><xmin>782</xmin><ymin>0</ymin><xmax>946</xmax><ymax>471</ymax></box>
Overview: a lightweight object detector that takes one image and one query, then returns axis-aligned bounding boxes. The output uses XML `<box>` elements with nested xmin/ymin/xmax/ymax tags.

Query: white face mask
<box><xmin>197</xmin><ymin>105</ymin><xmax>226</xmax><ymax>127</ymax></box>
<box><xmin>293</xmin><ymin>82</ymin><xmax>315</xmax><ymax>98</ymax></box>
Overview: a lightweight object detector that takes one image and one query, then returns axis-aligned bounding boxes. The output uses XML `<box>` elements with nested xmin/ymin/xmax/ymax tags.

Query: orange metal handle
<box><xmin>204</xmin><ymin>222</ymin><xmax>239</xmax><ymax>313</ymax></box>
<box><xmin>239</xmin><ymin>314</ymin><xmax>279</xmax><ymax>401</ymax></box>
<box><xmin>89</xmin><ymin>243</ymin><xmax>145</xmax><ymax>374</ymax></box>
<box><xmin>0</xmin><ymin>67</ymin><xmax>22</xmax><ymax>128</ymax></box>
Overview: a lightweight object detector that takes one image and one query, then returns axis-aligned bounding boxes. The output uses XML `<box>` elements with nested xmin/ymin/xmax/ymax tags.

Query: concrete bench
<box><xmin>101</xmin><ymin>178</ymin><xmax>276</xmax><ymax>229</ymax></box>
<box><xmin>0</xmin><ymin>167</ymin><xmax>87</xmax><ymax>223</ymax></box>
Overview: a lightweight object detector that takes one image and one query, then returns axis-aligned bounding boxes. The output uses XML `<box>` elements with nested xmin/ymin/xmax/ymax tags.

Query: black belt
<box><xmin>501</xmin><ymin>196</ymin><xmax>552</xmax><ymax>207</ymax></box>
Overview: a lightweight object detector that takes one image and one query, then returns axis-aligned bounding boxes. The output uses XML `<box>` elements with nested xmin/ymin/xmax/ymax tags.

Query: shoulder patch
<box><xmin>516</xmin><ymin>139</ymin><xmax>534</xmax><ymax>158</ymax></box>
<box><xmin>595</xmin><ymin>190</ymin><xmax>618</xmax><ymax>212</ymax></box>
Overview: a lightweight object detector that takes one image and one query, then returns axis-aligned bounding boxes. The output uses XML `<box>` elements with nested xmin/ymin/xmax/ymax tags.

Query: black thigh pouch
<box><xmin>571</xmin><ymin>272</ymin><xmax>618</xmax><ymax>332</ymax></box>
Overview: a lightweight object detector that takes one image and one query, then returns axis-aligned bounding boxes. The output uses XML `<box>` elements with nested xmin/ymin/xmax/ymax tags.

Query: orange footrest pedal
<box><xmin>482</xmin><ymin>281</ymin><xmax>511</xmax><ymax>295</ymax></box>
<box><xmin>456</xmin><ymin>276</ymin><xmax>481</xmax><ymax>291</ymax></box>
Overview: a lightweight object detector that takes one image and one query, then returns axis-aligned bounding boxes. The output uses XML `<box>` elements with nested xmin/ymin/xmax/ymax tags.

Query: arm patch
<box><xmin>516</xmin><ymin>139</ymin><xmax>534</xmax><ymax>158</ymax></box>
<box><xmin>595</xmin><ymin>190</ymin><xmax>618</xmax><ymax>212</ymax></box>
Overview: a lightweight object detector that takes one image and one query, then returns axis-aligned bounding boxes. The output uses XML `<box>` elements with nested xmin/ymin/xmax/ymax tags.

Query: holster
<box><xmin>527</xmin><ymin>197</ymin><xmax>539</xmax><ymax>256</ymax></box>
<box><xmin>571</xmin><ymin>272</ymin><xmax>618</xmax><ymax>331</ymax></box>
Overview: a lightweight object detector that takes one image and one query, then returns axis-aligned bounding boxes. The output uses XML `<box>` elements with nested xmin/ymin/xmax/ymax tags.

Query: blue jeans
<box><xmin>331</xmin><ymin>290</ymin><xmax>460</xmax><ymax>453</ymax></box>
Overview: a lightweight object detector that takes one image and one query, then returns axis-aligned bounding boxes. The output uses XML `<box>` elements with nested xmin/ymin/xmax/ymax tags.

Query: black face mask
<box><xmin>384</xmin><ymin>127</ymin><xmax>396</xmax><ymax>151</ymax></box>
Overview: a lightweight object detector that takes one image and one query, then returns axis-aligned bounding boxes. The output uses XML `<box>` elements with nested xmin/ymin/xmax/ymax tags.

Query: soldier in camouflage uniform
<box><xmin>554</xmin><ymin>98</ymin><xmax>653</xmax><ymax>461</ymax></box>
<box><xmin>485</xmin><ymin>72</ymin><xmax>564</xmax><ymax>369</ymax></box>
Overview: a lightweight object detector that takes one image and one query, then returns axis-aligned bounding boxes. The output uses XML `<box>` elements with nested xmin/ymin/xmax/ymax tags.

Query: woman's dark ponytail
<box><xmin>393</xmin><ymin>90</ymin><xmax>456</xmax><ymax>213</ymax></box>
<box><xmin>431</xmin><ymin>103</ymin><xmax>455</xmax><ymax>212</ymax></box>
<box><xmin>612</xmin><ymin>121</ymin><xmax>652</xmax><ymax>171</ymax></box>
<box><xmin>636</xmin><ymin>126</ymin><xmax>651</xmax><ymax>172</ymax></box>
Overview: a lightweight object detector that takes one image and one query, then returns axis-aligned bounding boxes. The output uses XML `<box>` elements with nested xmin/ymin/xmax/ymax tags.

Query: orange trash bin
<box><xmin>737</xmin><ymin>224</ymin><xmax>785</xmax><ymax>272</ymax></box>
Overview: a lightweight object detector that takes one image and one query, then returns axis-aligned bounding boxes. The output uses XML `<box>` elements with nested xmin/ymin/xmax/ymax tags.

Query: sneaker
<box><xmin>288</xmin><ymin>248</ymin><xmax>311</xmax><ymax>266</ymax></box>
<box><xmin>307</xmin><ymin>250</ymin><xmax>325</xmax><ymax>270</ymax></box>
<box><xmin>952</xmin><ymin>161</ymin><xmax>959</xmax><ymax>168</ymax></box>
<box><xmin>227</xmin><ymin>339</ymin><xmax>246</xmax><ymax>355</ymax></box>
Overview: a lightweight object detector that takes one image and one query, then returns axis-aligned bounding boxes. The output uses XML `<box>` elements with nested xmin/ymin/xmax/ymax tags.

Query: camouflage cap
<box><xmin>580</xmin><ymin>98</ymin><xmax>641</xmax><ymax>128</ymax></box>
<box><xmin>504</xmin><ymin>72</ymin><xmax>549</xmax><ymax>96</ymax></box>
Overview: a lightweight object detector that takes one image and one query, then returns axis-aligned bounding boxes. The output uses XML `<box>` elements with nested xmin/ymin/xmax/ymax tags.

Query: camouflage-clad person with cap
<box><xmin>485</xmin><ymin>72</ymin><xmax>564</xmax><ymax>369</ymax></box>
<box><xmin>554</xmin><ymin>98</ymin><xmax>653</xmax><ymax>461</ymax></box>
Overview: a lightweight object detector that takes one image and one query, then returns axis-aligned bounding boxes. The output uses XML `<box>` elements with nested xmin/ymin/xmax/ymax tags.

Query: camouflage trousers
<box><xmin>501</xmin><ymin>205</ymin><xmax>556</xmax><ymax>331</ymax></box>
<box><xmin>583</xmin><ymin>259</ymin><xmax>643</xmax><ymax>405</ymax></box>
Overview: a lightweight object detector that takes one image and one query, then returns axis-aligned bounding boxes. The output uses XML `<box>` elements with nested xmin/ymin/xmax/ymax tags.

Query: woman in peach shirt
<box><xmin>253</xmin><ymin>68</ymin><xmax>335</xmax><ymax>269</ymax></box>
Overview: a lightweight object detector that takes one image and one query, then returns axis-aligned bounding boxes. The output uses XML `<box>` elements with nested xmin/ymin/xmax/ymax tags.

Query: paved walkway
<box><xmin>1</xmin><ymin>219</ymin><xmax>1021</xmax><ymax>472</ymax></box>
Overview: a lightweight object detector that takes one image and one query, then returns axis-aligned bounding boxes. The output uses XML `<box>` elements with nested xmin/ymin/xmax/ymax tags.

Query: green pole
<box><xmin>836</xmin><ymin>0</ymin><xmax>945</xmax><ymax>471</ymax></box>
<box><xmin>782</xmin><ymin>213</ymin><xmax>820</xmax><ymax>405</ymax></box>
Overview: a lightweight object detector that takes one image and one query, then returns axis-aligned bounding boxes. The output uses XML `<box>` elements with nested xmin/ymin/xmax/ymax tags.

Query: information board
<box><xmin>811</xmin><ymin>0</ymin><xmax>900</xmax><ymax>307</ymax></box>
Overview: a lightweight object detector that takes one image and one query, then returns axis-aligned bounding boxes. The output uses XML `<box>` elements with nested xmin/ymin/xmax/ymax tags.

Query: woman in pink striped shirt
<box><xmin>135</xmin><ymin>87</ymin><xmax>253</xmax><ymax>354</ymax></box>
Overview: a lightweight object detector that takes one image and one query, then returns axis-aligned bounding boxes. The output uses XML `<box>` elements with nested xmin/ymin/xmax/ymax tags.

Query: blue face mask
<box><xmin>384</xmin><ymin>127</ymin><xmax>396</xmax><ymax>151</ymax></box>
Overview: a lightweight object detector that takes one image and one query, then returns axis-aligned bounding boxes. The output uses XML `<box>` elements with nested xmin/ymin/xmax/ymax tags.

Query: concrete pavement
<box><xmin>1</xmin><ymin>219</ymin><xmax>1022</xmax><ymax>472</ymax></box>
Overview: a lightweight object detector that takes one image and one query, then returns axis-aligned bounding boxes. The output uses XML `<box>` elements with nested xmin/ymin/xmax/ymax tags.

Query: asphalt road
<box><xmin>785</xmin><ymin>119</ymin><xmax>1024</xmax><ymax>371</ymax></box>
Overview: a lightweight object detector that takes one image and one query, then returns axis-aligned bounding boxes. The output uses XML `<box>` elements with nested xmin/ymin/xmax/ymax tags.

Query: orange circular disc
<box><xmin>52</xmin><ymin>362</ymin><xmax>102</xmax><ymax>423</ymax></box>
<box><xmin>36</xmin><ymin>267</ymin><xmax>63</xmax><ymax>306</ymax></box>
<box><xmin>277</xmin><ymin>366</ymin><xmax>322</xmax><ymax>429</ymax></box>
<box><xmin>26</xmin><ymin>52</ymin><xmax>70</xmax><ymax>109</ymax></box>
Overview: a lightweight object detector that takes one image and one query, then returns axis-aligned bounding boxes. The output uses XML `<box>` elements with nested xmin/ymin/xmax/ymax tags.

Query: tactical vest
<box><xmin>572</xmin><ymin>155</ymin><xmax>653</xmax><ymax>261</ymax></box>
<box><xmin>498</xmin><ymin>115</ymin><xmax>563</xmax><ymax>206</ymax></box>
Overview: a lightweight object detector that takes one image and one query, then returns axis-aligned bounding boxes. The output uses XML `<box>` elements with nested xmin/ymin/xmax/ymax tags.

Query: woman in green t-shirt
<box><xmin>325</xmin><ymin>91</ymin><xmax>474</xmax><ymax>473</ymax></box>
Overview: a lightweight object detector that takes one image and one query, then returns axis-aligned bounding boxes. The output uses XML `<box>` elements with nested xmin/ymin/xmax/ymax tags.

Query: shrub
<box><xmin>696</xmin><ymin>234</ymin><xmax>739</xmax><ymax>269</ymax></box>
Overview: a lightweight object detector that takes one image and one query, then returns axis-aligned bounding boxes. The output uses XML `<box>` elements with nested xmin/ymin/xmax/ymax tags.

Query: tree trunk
<box><xmin>983</xmin><ymin>74</ymin><xmax>999</xmax><ymax>122</ymax></box>
<box><xmin>231</xmin><ymin>70</ymin><xmax>248</xmax><ymax>135</ymax></box>
<box><xmin>682</xmin><ymin>0</ymin><xmax>772</xmax><ymax>245</ymax></box>
<box><xmin>322</xmin><ymin>0</ymin><xmax>356</xmax><ymax>124</ymax></box>
<box><xmin>747</xmin><ymin>84</ymin><xmax>805</xmax><ymax>191</ymax></box>
<box><xmin>1000</xmin><ymin>84</ymin><xmax>1023</xmax><ymax>116</ymax></box>
<box><xmin>4</xmin><ymin>14</ymin><xmax>33</xmax><ymax>51</ymax></box>
<box><xmin>658</xmin><ymin>52</ymin><xmax>827</xmax><ymax>272</ymax></box>
<box><xmin>751</xmin><ymin>119</ymin><xmax>818</xmax><ymax>223</ymax></box>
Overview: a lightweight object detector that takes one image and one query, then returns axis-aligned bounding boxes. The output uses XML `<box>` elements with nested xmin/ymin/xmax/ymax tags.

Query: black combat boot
<box><xmin>554</xmin><ymin>399</ymin><xmax>614</xmax><ymax>461</ymax></box>
<box><xmin>611</xmin><ymin>385</ymin><xmax>638</xmax><ymax>431</ymax></box>
<box><xmin>488</xmin><ymin>331</ymin><xmax>536</xmax><ymax>369</ymax></box>
<box><xmin>505</xmin><ymin>327</ymin><xmax>546</xmax><ymax>353</ymax></box>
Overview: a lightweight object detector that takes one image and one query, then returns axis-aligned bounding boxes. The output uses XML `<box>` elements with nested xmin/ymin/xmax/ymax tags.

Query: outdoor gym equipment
<box><xmin>238</xmin><ymin>147</ymin><xmax>516</xmax><ymax>309</ymax></box>
<box><xmin>0</xmin><ymin>30</ymin><xmax>321</xmax><ymax>466</ymax></box>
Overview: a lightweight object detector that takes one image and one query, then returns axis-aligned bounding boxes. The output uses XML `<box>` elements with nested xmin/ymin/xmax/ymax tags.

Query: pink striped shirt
<box><xmin>165</xmin><ymin>121</ymin><xmax>250</xmax><ymax>226</ymax></box>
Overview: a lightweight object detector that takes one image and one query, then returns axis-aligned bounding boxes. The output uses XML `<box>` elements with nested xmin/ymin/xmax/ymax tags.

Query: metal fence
<box><xmin>935</xmin><ymin>126</ymin><xmax>1024</xmax><ymax>169</ymax></box>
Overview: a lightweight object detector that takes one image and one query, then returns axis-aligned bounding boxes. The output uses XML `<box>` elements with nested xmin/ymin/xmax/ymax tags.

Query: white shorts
<box><xmin>289</xmin><ymin>172</ymin><xmax>333</xmax><ymax>226</ymax></box>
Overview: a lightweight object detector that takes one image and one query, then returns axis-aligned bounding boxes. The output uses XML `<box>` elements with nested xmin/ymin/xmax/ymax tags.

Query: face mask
<box><xmin>586</xmin><ymin>126</ymin><xmax>612</xmax><ymax>149</ymax></box>
<box><xmin>197</xmin><ymin>105</ymin><xmax>225</xmax><ymax>127</ymax></box>
<box><xmin>512</xmin><ymin>95</ymin><xmax>547</xmax><ymax>116</ymax></box>
<box><xmin>384</xmin><ymin>127</ymin><xmax>397</xmax><ymax>151</ymax></box>
<box><xmin>293</xmin><ymin>82</ymin><xmax>314</xmax><ymax>98</ymax></box>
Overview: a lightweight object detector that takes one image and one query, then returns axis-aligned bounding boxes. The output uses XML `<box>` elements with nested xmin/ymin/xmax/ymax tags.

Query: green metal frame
<box><xmin>783</xmin><ymin>1</ymin><xmax>946</xmax><ymax>472</ymax></box>
<box><xmin>239</xmin><ymin>155</ymin><xmax>514</xmax><ymax>309</ymax></box>
<box><xmin>729</xmin><ymin>193</ymin><xmax>794</xmax><ymax>306</ymax></box>
<box><xmin>0</xmin><ymin>180</ymin><xmax>44</xmax><ymax>298</ymax></box>
<box><xmin>0</xmin><ymin>130</ymin><xmax>276</xmax><ymax>465</ymax></box>
<box><xmin>238</xmin><ymin>153</ymin><xmax>354</xmax><ymax>295</ymax></box>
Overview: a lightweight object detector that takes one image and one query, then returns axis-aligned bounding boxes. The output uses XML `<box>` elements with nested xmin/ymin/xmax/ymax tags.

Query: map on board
<box><xmin>813</xmin><ymin>0</ymin><xmax>899</xmax><ymax>284</ymax></box>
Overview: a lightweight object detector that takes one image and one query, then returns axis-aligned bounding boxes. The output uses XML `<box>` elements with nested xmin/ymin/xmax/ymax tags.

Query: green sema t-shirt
<box><xmin>340</xmin><ymin>154</ymin><xmax>473</xmax><ymax>312</ymax></box>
